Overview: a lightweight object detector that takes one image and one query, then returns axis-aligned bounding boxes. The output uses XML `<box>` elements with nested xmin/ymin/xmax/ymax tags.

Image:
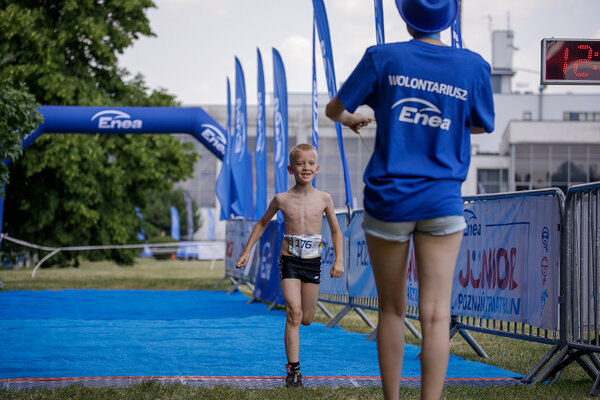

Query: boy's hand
<box><xmin>330</xmin><ymin>260</ymin><xmax>344</xmax><ymax>278</ymax></box>
<box><xmin>236</xmin><ymin>253</ymin><xmax>249</xmax><ymax>269</ymax></box>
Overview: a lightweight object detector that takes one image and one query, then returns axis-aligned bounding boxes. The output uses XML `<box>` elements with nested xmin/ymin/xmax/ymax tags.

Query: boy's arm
<box><xmin>323</xmin><ymin>193</ymin><xmax>344</xmax><ymax>278</ymax></box>
<box><xmin>236</xmin><ymin>196</ymin><xmax>280</xmax><ymax>269</ymax></box>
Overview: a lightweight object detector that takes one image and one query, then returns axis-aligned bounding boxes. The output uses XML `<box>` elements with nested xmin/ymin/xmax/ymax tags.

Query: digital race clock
<box><xmin>541</xmin><ymin>38</ymin><xmax>600</xmax><ymax>85</ymax></box>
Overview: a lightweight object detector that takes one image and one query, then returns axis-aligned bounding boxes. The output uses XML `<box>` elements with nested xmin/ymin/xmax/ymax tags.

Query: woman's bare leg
<box><xmin>413</xmin><ymin>231</ymin><xmax>463</xmax><ymax>400</ymax></box>
<box><xmin>365</xmin><ymin>234</ymin><xmax>410</xmax><ymax>400</ymax></box>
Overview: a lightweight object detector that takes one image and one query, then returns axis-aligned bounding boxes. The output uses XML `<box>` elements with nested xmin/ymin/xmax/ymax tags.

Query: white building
<box><xmin>180</xmin><ymin>30</ymin><xmax>600</xmax><ymax>240</ymax></box>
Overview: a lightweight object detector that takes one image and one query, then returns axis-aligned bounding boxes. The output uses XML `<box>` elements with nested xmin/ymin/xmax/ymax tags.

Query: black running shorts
<box><xmin>279</xmin><ymin>255</ymin><xmax>322</xmax><ymax>284</ymax></box>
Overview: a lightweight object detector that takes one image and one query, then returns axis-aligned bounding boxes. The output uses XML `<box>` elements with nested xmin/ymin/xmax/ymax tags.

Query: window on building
<box><xmin>514</xmin><ymin>143</ymin><xmax>600</xmax><ymax>194</ymax></box>
<box><xmin>563</xmin><ymin>112</ymin><xmax>600</xmax><ymax>121</ymax></box>
<box><xmin>477</xmin><ymin>169</ymin><xmax>508</xmax><ymax>194</ymax></box>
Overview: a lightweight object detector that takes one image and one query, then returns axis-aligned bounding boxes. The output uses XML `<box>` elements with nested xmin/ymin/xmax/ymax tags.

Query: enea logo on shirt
<box><xmin>391</xmin><ymin>97</ymin><xmax>451</xmax><ymax>130</ymax></box>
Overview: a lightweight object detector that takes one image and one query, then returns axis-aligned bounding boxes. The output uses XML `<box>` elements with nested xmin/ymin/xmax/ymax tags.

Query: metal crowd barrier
<box><xmin>533</xmin><ymin>182</ymin><xmax>600</xmax><ymax>395</ymax></box>
<box><xmin>222</xmin><ymin>184</ymin><xmax>600</xmax><ymax>392</ymax></box>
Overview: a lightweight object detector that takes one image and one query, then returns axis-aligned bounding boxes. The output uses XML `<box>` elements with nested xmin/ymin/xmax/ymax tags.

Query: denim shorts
<box><xmin>362</xmin><ymin>213</ymin><xmax>467</xmax><ymax>243</ymax></box>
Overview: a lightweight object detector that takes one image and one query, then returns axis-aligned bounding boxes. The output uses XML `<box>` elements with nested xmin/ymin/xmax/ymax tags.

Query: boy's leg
<box><xmin>365</xmin><ymin>233</ymin><xmax>410</xmax><ymax>400</ymax></box>
<box><xmin>300</xmin><ymin>281</ymin><xmax>320</xmax><ymax>325</ymax></box>
<box><xmin>281</xmin><ymin>278</ymin><xmax>302</xmax><ymax>364</ymax></box>
<box><xmin>413</xmin><ymin>231</ymin><xmax>462</xmax><ymax>400</ymax></box>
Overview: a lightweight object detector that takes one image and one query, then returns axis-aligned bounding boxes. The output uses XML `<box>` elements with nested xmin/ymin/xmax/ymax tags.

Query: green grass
<box><xmin>0</xmin><ymin>258</ymin><xmax>595</xmax><ymax>399</ymax></box>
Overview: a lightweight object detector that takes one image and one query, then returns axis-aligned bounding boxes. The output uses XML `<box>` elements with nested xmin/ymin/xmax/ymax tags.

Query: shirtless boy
<box><xmin>236</xmin><ymin>143</ymin><xmax>344</xmax><ymax>388</ymax></box>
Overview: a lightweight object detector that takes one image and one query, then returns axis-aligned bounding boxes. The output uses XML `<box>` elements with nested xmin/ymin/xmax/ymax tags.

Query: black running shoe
<box><xmin>285</xmin><ymin>364</ymin><xmax>303</xmax><ymax>388</ymax></box>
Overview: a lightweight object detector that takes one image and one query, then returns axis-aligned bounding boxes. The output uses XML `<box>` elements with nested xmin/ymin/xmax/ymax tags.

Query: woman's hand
<box><xmin>340</xmin><ymin>112</ymin><xmax>373</xmax><ymax>134</ymax></box>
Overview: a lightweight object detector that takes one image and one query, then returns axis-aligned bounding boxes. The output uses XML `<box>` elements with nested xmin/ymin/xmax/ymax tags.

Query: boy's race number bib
<box><xmin>284</xmin><ymin>234</ymin><xmax>324</xmax><ymax>259</ymax></box>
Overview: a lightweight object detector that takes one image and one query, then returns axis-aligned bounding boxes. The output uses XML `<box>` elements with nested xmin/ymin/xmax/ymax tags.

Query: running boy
<box><xmin>236</xmin><ymin>143</ymin><xmax>344</xmax><ymax>388</ymax></box>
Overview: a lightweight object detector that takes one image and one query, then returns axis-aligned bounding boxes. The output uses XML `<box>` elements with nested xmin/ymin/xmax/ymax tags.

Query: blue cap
<box><xmin>395</xmin><ymin>0</ymin><xmax>459</xmax><ymax>33</ymax></box>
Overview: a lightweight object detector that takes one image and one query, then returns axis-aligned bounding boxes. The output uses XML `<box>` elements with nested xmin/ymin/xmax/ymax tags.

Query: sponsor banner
<box><xmin>452</xmin><ymin>196</ymin><xmax>560</xmax><ymax>329</ymax></box>
<box><xmin>253</xmin><ymin>220</ymin><xmax>285</xmax><ymax>306</ymax></box>
<box><xmin>345</xmin><ymin>211</ymin><xmax>378</xmax><ymax>299</ymax></box>
<box><xmin>254</xmin><ymin>48</ymin><xmax>267</xmax><ymax>221</ymax></box>
<box><xmin>312</xmin><ymin>0</ymin><xmax>353</xmax><ymax>207</ymax></box>
<box><xmin>272</xmin><ymin>48</ymin><xmax>289</xmax><ymax>225</ymax></box>
<box><xmin>319</xmin><ymin>213</ymin><xmax>349</xmax><ymax>296</ymax></box>
<box><xmin>216</xmin><ymin>78</ymin><xmax>233</xmax><ymax>220</ymax></box>
<box><xmin>311</xmin><ymin>20</ymin><xmax>319</xmax><ymax>154</ymax></box>
<box><xmin>231</xmin><ymin>57</ymin><xmax>254</xmax><ymax>219</ymax></box>
<box><xmin>451</xmin><ymin>8</ymin><xmax>462</xmax><ymax>48</ymax></box>
<box><xmin>225</xmin><ymin>219</ymin><xmax>259</xmax><ymax>283</ymax></box>
<box><xmin>170</xmin><ymin>206</ymin><xmax>180</xmax><ymax>241</ymax></box>
<box><xmin>36</xmin><ymin>105</ymin><xmax>226</xmax><ymax>160</ymax></box>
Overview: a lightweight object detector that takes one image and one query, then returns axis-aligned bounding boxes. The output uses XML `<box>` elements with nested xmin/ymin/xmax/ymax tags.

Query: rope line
<box><xmin>0</xmin><ymin>233</ymin><xmax>219</xmax><ymax>278</ymax></box>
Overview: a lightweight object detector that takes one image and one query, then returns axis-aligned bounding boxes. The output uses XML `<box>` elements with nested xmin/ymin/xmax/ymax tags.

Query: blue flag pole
<box><xmin>374</xmin><ymin>0</ymin><xmax>385</xmax><ymax>45</ymax></box>
<box><xmin>312</xmin><ymin>0</ymin><xmax>353</xmax><ymax>209</ymax></box>
<box><xmin>272</xmin><ymin>48</ymin><xmax>289</xmax><ymax>225</ymax></box>
<box><xmin>254</xmin><ymin>48</ymin><xmax>267</xmax><ymax>220</ymax></box>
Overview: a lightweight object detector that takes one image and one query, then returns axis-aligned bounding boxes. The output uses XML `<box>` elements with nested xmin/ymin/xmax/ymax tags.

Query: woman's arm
<box><xmin>326</xmin><ymin>96</ymin><xmax>372</xmax><ymax>133</ymax></box>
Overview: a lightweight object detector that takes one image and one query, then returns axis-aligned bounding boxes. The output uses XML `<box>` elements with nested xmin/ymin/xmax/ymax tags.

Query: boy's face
<box><xmin>287</xmin><ymin>149</ymin><xmax>319</xmax><ymax>184</ymax></box>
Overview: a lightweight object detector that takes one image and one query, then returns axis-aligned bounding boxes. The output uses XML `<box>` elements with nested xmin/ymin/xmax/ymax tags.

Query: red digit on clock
<box><xmin>563</xmin><ymin>47</ymin><xmax>569</xmax><ymax>76</ymax></box>
<box><xmin>573</xmin><ymin>44</ymin><xmax>592</xmax><ymax>77</ymax></box>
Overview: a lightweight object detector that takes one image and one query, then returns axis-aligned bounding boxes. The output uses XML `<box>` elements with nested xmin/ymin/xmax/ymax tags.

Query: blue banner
<box><xmin>319</xmin><ymin>213</ymin><xmax>348</xmax><ymax>296</ymax></box>
<box><xmin>206</xmin><ymin>207</ymin><xmax>215</xmax><ymax>241</ymax></box>
<box><xmin>0</xmin><ymin>189</ymin><xmax>4</xmax><ymax>241</ymax></box>
<box><xmin>170</xmin><ymin>206</ymin><xmax>180</xmax><ymax>241</ymax></box>
<box><xmin>253</xmin><ymin>220</ymin><xmax>285</xmax><ymax>306</ymax></box>
<box><xmin>312</xmin><ymin>0</ymin><xmax>353</xmax><ymax>208</ymax></box>
<box><xmin>374</xmin><ymin>0</ymin><xmax>385</xmax><ymax>45</ymax></box>
<box><xmin>451</xmin><ymin>9</ymin><xmax>462</xmax><ymax>48</ymax></box>
<box><xmin>311</xmin><ymin>20</ymin><xmax>319</xmax><ymax>152</ymax></box>
<box><xmin>272</xmin><ymin>48</ymin><xmax>289</xmax><ymax>209</ymax></box>
<box><xmin>254</xmin><ymin>48</ymin><xmax>267</xmax><ymax>221</ymax></box>
<box><xmin>216</xmin><ymin>78</ymin><xmax>233</xmax><ymax>220</ymax></box>
<box><xmin>232</xmin><ymin>57</ymin><xmax>254</xmax><ymax>219</ymax></box>
<box><xmin>135</xmin><ymin>206</ymin><xmax>145</xmax><ymax>241</ymax></box>
<box><xmin>345</xmin><ymin>211</ymin><xmax>378</xmax><ymax>299</ymax></box>
<box><xmin>312</xmin><ymin>20</ymin><xmax>319</xmax><ymax>187</ymax></box>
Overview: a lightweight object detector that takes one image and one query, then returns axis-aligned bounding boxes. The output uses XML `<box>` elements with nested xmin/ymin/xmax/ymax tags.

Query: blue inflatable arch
<box><xmin>24</xmin><ymin>106</ymin><xmax>226</xmax><ymax>158</ymax></box>
<box><xmin>1</xmin><ymin>105</ymin><xmax>227</xmax><ymax>237</ymax></box>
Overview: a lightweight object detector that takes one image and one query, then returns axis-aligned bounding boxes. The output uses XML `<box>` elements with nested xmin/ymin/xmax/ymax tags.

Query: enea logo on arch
<box><xmin>91</xmin><ymin>110</ymin><xmax>142</xmax><ymax>130</ymax></box>
<box><xmin>199</xmin><ymin>123</ymin><xmax>226</xmax><ymax>156</ymax></box>
<box><xmin>391</xmin><ymin>97</ymin><xmax>451</xmax><ymax>130</ymax></box>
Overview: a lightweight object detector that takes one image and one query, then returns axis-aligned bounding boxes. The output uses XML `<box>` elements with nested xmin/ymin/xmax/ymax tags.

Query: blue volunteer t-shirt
<box><xmin>338</xmin><ymin>39</ymin><xmax>494</xmax><ymax>222</ymax></box>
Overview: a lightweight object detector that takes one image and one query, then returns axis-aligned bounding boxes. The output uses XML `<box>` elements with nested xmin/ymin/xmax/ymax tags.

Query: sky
<box><xmin>118</xmin><ymin>0</ymin><xmax>600</xmax><ymax>106</ymax></box>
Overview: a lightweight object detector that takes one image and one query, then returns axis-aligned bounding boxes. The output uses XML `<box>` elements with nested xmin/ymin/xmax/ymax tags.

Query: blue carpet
<box><xmin>0</xmin><ymin>290</ymin><xmax>518</xmax><ymax>379</ymax></box>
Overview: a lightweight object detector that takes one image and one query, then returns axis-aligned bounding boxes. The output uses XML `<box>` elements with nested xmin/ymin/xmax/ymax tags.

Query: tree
<box><xmin>0</xmin><ymin>1</ymin><xmax>201</xmax><ymax>265</ymax></box>
<box><xmin>142</xmin><ymin>188</ymin><xmax>202</xmax><ymax>240</ymax></box>
<box><xmin>0</xmin><ymin>77</ymin><xmax>43</xmax><ymax>190</ymax></box>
